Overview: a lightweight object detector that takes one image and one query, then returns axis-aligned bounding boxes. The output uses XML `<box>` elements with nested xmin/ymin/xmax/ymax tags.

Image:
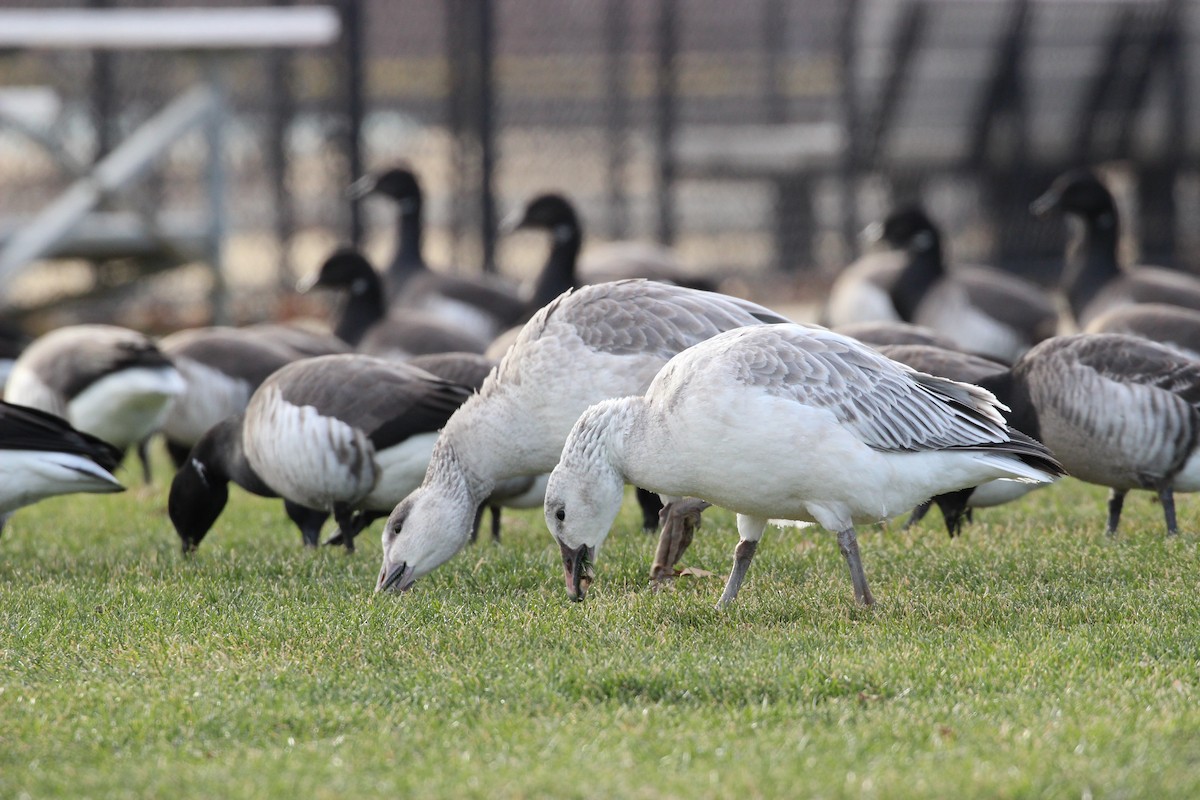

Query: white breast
<box><xmin>67</xmin><ymin>366</ymin><xmax>186</xmax><ymax>449</ymax></box>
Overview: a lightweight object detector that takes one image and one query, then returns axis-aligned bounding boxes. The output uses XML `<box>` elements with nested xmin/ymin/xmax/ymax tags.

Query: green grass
<box><xmin>2</xmin><ymin>453</ymin><xmax>1198</xmax><ymax>799</ymax></box>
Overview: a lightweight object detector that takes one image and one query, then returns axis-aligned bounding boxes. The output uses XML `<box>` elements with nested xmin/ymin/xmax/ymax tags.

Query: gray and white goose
<box><xmin>1032</xmin><ymin>169</ymin><xmax>1200</xmax><ymax>328</ymax></box>
<box><xmin>0</xmin><ymin>400</ymin><xmax>124</xmax><ymax>530</ymax></box>
<box><xmin>543</xmin><ymin>324</ymin><xmax>1063</xmax><ymax>608</ymax></box>
<box><xmin>375</xmin><ymin>279</ymin><xmax>791</xmax><ymax>594</ymax></box>
<box><xmin>978</xmin><ymin>333</ymin><xmax>1200</xmax><ymax>536</ymax></box>
<box><xmin>241</xmin><ymin>354</ymin><xmax>473</xmax><ymax>551</ymax></box>
<box><xmin>4</xmin><ymin>324</ymin><xmax>184</xmax><ymax>457</ymax></box>
<box><xmin>875</xmin><ymin>343</ymin><xmax>1041</xmax><ymax>536</ymax></box>
<box><xmin>1084</xmin><ymin>303</ymin><xmax>1200</xmax><ymax>361</ymax></box>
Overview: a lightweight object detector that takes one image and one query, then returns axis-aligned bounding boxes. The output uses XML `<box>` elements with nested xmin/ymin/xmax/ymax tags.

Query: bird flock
<box><xmin>5</xmin><ymin>165</ymin><xmax>1200</xmax><ymax>611</ymax></box>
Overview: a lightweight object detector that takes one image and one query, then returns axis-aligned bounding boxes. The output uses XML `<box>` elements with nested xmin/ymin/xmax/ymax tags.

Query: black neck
<box><xmin>890</xmin><ymin>238</ymin><xmax>944</xmax><ymax>321</ymax></box>
<box><xmin>526</xmin><ymin>223</ymin><xmax>582</xmax><ymax>313</ymax></box>
<box><xmin>1064</xmin><ymin>213</ymin><xmax>1121</xmax><ymax>321</ymax></box>
<box><xmin>389</xmin><ymin>206</ymin><xmax>426</xmax><ymax>283</ymax></box>
<box><xmin>334</xmin><ymin>270</ymin><xmax>387</xmax><ymax>346</ymax></box>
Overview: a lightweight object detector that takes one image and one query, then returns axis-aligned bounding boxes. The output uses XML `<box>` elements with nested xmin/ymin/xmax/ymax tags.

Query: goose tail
<box><xmin>972</xmin><ymin>428</ymin><xmax>1066</xmax><ymax>484</ymax></box>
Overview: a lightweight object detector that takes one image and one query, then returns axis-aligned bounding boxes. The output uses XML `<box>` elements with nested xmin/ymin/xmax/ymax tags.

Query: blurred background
<box><xmin>0</xmin><ymin>0</ymin><xmax>1197</xmax><ymax>330</ymax></box>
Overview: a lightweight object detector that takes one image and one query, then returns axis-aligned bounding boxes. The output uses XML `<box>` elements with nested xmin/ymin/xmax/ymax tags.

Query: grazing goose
<box><xmin>978</xmin><ymin>333</ymin><xmax>1200</xmax><ymax>536</ymax></box>
<box><xmin>833</xmin><ymin>320</ymin><xmax>957</xmax><ymax>350</ymax></box>
<box><xmin>875</xmin><ymin>343</ymin><xmax>1040</xmax><ymax>536</ymax></box>
<box><xmin>4</xmin><ymin>324</ymin><xmax>184</xmax><ymax>456</ymax></box>
<box><xmin>168</xmin><ymin>414</ymin><xmax>328</xmax><ymax>552</ymax></box>
<box><xmin>1032</xmin><ymin>169</ymin><xmax>1200</xmax><ymax>328</ymax></box>
<box><xmin>242</xmin><ymin>354</ymin><xmax>473</xmax><ymax>551</ymax></box>
<box><xmin>877</xmin><ymin>208</ymin><xmax>1058</xmax><ymax>362</ymax></box>
<box><xmin>375</xmin><ymin>280</ymin><xmax>791</xmax><ymax>594</ymax></box>
<box><xmin>1084</xmin><ymin>303</ymin><xmax>1200</xmax><ymax>360</ymax></box>
<box><xmin>542</xmin><ymin>324</ymin><xmax>1063</xmax><ymax>607</ymax></box>
<box><xmin>156</xmin><ymin>327</ymin><xmax>300</xmax><ymax>467</ymax></box>
<box><xmin>300</xmin><ymin>248</ymin><xmax>489</xmax><ymax>358</ymax></box>
<box><xmin>0</xmin><ymin>400</ymin><xmax>124</xmax><ymax>530</ymax></box>
<box><xmin>352</xmin><ymin>166</ymin><xmax>526</xmax><ymax>338</ymax></box>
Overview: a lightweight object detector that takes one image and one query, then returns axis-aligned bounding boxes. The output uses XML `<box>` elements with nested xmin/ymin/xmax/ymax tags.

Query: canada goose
<box><xmin>168</xmin><ymin>414</ymin><xmax>328</xmax><ymax>553</ymax></box>
<box><xmin>542</xmin><ymin>324</ymin><xmax>1062</xmax><ymax>607</ymax></box>
<box><xmin>351</xmin><ymin>166</ymin><xmax>526</xmax><ymax>339</ymax></box>
<box><xmin>979</xmin><ymin>332</ymin><xmax>1200</xmax><ymax>536</ymax></box>
<box><xmin>1031</xmin><ymin>169</ymin><xmax>1200</xmax><ymax>328</ymax></box>
<box><xmin>500</xmin><ymin>193</ymin><xmax>583</xmax><ymax>320</ymax></box>
<box><xmin>375</xmin><ymin>280</ymin><xmax>791</xmax><ymax>594</ymax></box>
<box><xmin>242</xmin><ymin>354</ymin><xmax>473</xmax><ymax>551</ymax></box>
<box><xmin>875</xmin><ymin>343</ymin><xmax>1039</xmax><ymax>536</ymax></box>
<box><xmin>876</xmin><ymin>207</ymin><xmax>1058</xmax><ymax>362</ymax></box>
<box><xmin>0</xmin><ymin>400</ymin><xmax>124</xmax><ymax>530</ymax></box>
<box><xmin>823</xmin><ymin>246</ymin><xmax>907</xmax><ymax>328</ymax></box>
<box><xmin>4</xmin><ymin>324</ymin><xmax>184</xmax><ymax>457</ymax></box>
<box><xmin>1084</xmin><ymin>303</ymin><xmax>1200</xmax><ymax>360</ymax></box>
<box><xmin>300</xmin><ymin>248</ymin><xmax>489</xmax><ymax>358</ymax></box>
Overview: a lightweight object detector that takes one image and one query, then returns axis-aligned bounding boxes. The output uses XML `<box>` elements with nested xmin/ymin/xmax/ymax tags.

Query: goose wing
<box><xmin>269</xmin><ymin>355</ymin><xmax>473</xmax><ymax>451</ymax></box>
<box><xmin>18</xmin><ymin>325</ymin><xmax>172</xmax><ymax>398</ymax></box>
<box><xmin>1034</xmin><ymin>334</ymin><xmax>1200</xmax><ymax>408</ymax></box>
<box><xmin>672</xmin><ymin>325</ymin><xmax>1013</xmax><ymax>453</ymax></box>
<box><xmin>0</xmin><ymin>400</ymin><xmax>122</xmax><ymax>470</ymax></box>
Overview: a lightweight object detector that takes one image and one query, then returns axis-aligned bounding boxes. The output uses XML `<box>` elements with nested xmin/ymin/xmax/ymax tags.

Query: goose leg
<box><xmin>716</xmin><ymin>515</ymin><xmax>767</xmax><ymax>609</ymax></box>
<box><xmin>636</xmin><ymin>487</ymin><xmax>664</xmax><ymax>532</ymax></box>
<box><xmin>650</xmin><ymin>498</ymin><xmax>711</xmax><ymax>582</ymax></box>
<box><xmin>934</xmin><ymin>488</ymin><xmax>975</xmax><ymax>538</ymax></box>
<box><xmin>837</xmin><ymin>527</ymin><xmax>874</xmax><ymax>606</ymax></box>
<box><xmin>1158</xmin><ymin>487</ymin><xmax>1179</xmax><ymax>537</ymax></box>
<box><xmin>469</xmin><ymin>504</ymin><xmax>484</xmax><ymax>544</ymax></box>
<box><xmin>490</xmin><ymin>505</ymin><xmax>502</xmax><ymax>542</ymax></box>
<box><xmin>903</xmin><ymin>500</ymin><xmax>932</xmax><ymax>530</ymax></box>
<box><xmin>136</xmin><ymin>438</ymin><xmax>154</xmax><ymax>485</ymax></box>
<box><xmin>284</xmin><ymin>499</ymin><xmax>328</xmax><ymax>548</ymax></box>
<box><xmin>324</xmin><ymin>507</ymin><xmax>385</xmax><ymax>553</ymax></box>
<box><xmin>1106</xmin><ymin>489</ymin><xmax>1127</xmax><ymax>536</ymax></box>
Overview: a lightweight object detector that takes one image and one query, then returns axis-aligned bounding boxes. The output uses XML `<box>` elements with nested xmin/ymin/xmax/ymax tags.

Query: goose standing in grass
<box><xmin>300</xmin><ymin>248</ymin><xmax>489</xmax><ymax>358</ymax></box>
<box><xmin>1084</xmin><ymin>303</ymin><xmax>1200</xmax><ymax>360</ymax></box>
<box><xmin>241</xmin><ymin>354</ymin><xmax>473</xmax><ymax>551</ymax></box>
<box><xmin>351</xmin><ymin>166</ymin><xmax>526</xmax><ymax>338</ymax></box>
<box><xmin>375</xmin><ymin>280</ymin><xmax>791</xmax><ymax>594</ymax></box>
<box><xmin>978</xmin><ymin>333</ymin><xmax>1200</xmax><ymax>536</ymax></box>
<box><xmin>875</xmin><ymin>343</ymin><xmax>1038</xmax><ymax>536</ymax></box>
<box><xmin>1031</xmin><ymin>169</ymin><xmax>1200</xmax><ymax>328</ymax></box>
<box><xmin>879</xmin><ymin>208</ymin><xmax>1057</xmax><ymax>362</ymax></box>
<box><xmin>542</xmin><ymin>324</ymin><xmax>1063</xmax><ymax>608</ymax></box>
<box><xmin>0</xmin><ymin>400</ymin><xmax>124</xmax><ymax>531</ymax></box>
<box><xmin>4</xmin><ymin>324</ymin><xmax>184</xmax><ymax>461</ymax></box>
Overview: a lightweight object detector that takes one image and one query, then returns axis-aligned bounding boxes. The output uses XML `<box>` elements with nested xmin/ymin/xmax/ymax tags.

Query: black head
<box><xmin>503</xmin><ymin>193</ymin><xmax>580</xmax><ymax>236</ymax></box>
<box><xmin>1030</xmin><ymin>169</ymin><xmax>1116</xmax><ymax>220</ymax></box>
<box><xmin>303</xmin><ymin>248</ymin><xmax>378</xmax><ymax>293</ymax></box>
<box><xmin>168</xmin><ymin>456</ymin><xmax>229</xmax><ymax>554</ymax></box>
<box><xmin>879</xmin><ymin>206</ymin><xmax>940</xmax><ymax>253</ymax></box>
<box><xmin>352</xmin><ymin>166</ymin><xmax>422</xmax><ymax>210</ymax></box>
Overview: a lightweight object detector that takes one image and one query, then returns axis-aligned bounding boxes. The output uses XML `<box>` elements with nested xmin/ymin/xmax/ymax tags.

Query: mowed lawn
<box><xmin>2</xmin><ymin>454</ymin><xmax>1198</xmax><ymax>799</ymax></box>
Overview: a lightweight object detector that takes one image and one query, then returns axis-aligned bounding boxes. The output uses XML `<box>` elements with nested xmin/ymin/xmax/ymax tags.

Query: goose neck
<box><xmin>527</xmin><ymin>226</ymin><xmax>582</xmax><ymax>311</ymax></box>
<box><xmin>333</xmin><ymin>272</ymin><xmax>386</xmax><ymax>346</ymax></box>
<box><xmin>1064</xmin><ymin>216</ymin><xmax>1121</xmax><ymax>320</ymax></box>
<box><xmin>891</xmin><ymin>242</ymin><xmax>943</xmax><ymax>321</ymax></box>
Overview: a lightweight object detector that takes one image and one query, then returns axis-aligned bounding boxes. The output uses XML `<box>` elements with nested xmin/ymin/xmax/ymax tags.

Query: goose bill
<box><xmin>559</xmin><ymin>540</ymin><xmax>595</xmax><ymax>602</ymax></box>
<box><xmin>377</xmin><ymin>561</ymin><xmax>415</xmax><ymax>594</ymax></box>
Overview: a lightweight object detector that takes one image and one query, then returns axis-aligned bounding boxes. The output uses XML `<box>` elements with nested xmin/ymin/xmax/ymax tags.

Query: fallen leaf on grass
<box><xmin>674</xmin><ymin>567</ymin><xmax>716</xmax><ymax>579</ymax></box>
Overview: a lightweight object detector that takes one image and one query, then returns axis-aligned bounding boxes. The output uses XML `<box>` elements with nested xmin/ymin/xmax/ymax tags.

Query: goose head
<box><xmin>501</xmin><ymin>193</ymin><xmax>580</xmax><ymax>242</ymax></box>
<box><xmin>297</xmin><ymin>248</ymin><xmax>378</xmax><ymax>296</ymax></box>
<box><xmin>543</xmin><ymin>409</ymin><xmax>628</xmax><ymax>602</ymax></box>
<box><xmin>876</xmin><ymin>206</ymin><xmax>940</xmax><ymax>255</ymax></box>
<box><xmin>349</xmin><ymin>166</ymin><xmax>422</xmax><ymax>215</ymax></box>
<box><xmin>376</xmin><ymin>482</ymin><xmax>480</xmax><ymax>594</ymax></box>
<box><xmin>168</xmin><ymin>456</ymin><xmax>228</xmax><ymax>554</ymax></box>
<box><xmin>1030</xmin><ymin>169</ymin><xmax>1116</xmax><ymax>223</ymax></box>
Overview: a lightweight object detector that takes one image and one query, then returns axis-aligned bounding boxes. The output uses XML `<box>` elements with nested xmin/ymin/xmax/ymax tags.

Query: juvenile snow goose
<box><xmin>1032</xmin><ymin>169</ymin><xmax>1200</xmax><ymax>328</ymax></box>
<box><xmin>879</xmin><ymin>207</ymin><xmax>1058</xmax><ymax>362</ymax></box>
<box><xmin>1084</xmin><ymin>303</ymin><xmax>1200</xmax><ymax>360</ymax></box>
<box><xmin>242</xmin><ymin>354</ymin><xmax>473</xmax><ymax>551</ymax></box>
<box><xmin>300</xmin><ymin>248</ymin><xmax>489</xmax><ymax>358</ymax></box>
<box><xmin>0</xmin><ymin>400</ymin><xmax>124</xmax><ymax>530</ymax></box>
<box><xmin>543</xmin><ymin>324</ymin><xmax>1062</xmax><ymax>607</ymax></box>
<box><xmin>875</xmin><ymin>343</ymin><xmax>1040</xmax><ymax>535</ymax></box>
<box><xmin>375</xmin><ymin>280</ymin><xmax>791</xmax><ymax>594</ymax></box>
<box><xmin>352</xmin><ymin>166</ymin><xmax>525</xmax><ymax>338</ymax></box>
<box><xmin>4</xmin><ymin>324</ymin><xmax>184</xmax><ymax>456</ymax></box>
<box><xmin>156</xmin><ymin>327</ymin><xmax>300</xmax><ymax>467</ymax></box>
<box><xmin>978</xmin><ymin>333</ymin><xmax>1200</xmax><ymax>536</ymax></box>
<box><xmin>168</xmin><ymin>414</ymin><xmax>328</xmax><ymax>552</ymax></box>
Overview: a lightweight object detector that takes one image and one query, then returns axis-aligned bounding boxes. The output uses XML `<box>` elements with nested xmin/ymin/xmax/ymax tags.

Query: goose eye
<box><xmin>555</xmin><ymin>508</ymin><xmax>565</xmax><ymax>522</ymax></box>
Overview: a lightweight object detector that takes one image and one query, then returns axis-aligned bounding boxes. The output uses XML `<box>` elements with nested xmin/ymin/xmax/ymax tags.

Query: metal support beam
<box><xmin>654</xmin><ymin>0</ymin><xmax>678</xmax><ymax>246</ymax></box>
